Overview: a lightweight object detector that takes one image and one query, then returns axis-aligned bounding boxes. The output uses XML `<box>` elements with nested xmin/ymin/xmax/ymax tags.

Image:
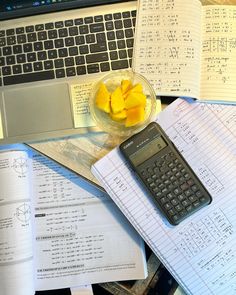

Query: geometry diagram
<box><xmin>12</xmin><ymin>157</ymin><xmax>28</xmax><ymax>177</ymax></box>
<box><xmin>15</xmin><ymin>203</ymin><xmax>31</xmax><ymax>224</ymax></box>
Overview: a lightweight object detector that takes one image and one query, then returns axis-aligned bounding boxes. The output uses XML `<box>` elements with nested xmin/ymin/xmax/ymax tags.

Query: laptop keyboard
<box><xmin>0</xmin><ymin>10</ymin><xmax>136</xmax><ymax>86</ymax></box>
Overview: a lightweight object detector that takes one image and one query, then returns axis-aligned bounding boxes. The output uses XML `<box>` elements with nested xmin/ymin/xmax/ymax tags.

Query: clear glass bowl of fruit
<box><xmin>89</xmin><ymin>70</ymin><xmax>157</xmax><ymax>138</ymax></box>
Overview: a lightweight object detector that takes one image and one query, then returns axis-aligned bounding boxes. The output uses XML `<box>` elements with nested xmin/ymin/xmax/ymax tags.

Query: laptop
<box><xmin>0</xmin><ymin>0</ymin><xmax>137</xmax><ymax>144</ymax></box>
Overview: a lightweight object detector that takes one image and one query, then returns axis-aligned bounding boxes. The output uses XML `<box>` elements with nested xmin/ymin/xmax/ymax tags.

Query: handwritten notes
<box><xmin>70</xmin><ymin>83</ymin><xmax>96</xmax><ymax>128</ymax></box>
<box><xmin>200</xmin><ymin>5</ymin><xmax>236</xmax><ymax>101</ymax></box>
<box><xmin>133</xmin><ymin>0</ymin><xmax>202</xmax><ymax>98</ymax></box>
<box><xmin>134</xmin><ymin>0</ymin><xmax>236</xmax><ymax>102</ymax></box>
<box><xmin>92</xmin><ymin>98</ymin><xmax>236</xmax><ymax>294</ymax></box>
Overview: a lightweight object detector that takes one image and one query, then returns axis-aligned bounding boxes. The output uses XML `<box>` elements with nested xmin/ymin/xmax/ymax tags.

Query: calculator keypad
<box><xmin>140</xmin><ymin>151</ymin><xmax>209</xmax><ymax>224</ymax></box>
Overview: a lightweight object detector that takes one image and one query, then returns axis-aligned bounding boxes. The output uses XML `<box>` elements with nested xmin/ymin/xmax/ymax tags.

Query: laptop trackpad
<box><xmin>3</xmin><ymin>83</ymin><xmax>73</xmax><ymax>137</ymax></box>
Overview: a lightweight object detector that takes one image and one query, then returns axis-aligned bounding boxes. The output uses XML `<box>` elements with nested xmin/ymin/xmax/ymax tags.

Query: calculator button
<box><xmin>164</xmin><ymin>203</ymin><xmax>172</xmax><ymax>210</ymax></box>
<box><xmin>167</xmin><ymin>192</ymin><xmax>175</xmax><ymax>199</ymax></box>
<box><xmin>193</xmin><ymin>200</ymin><xmax>201</xmax><ymax>207</ymax></box>
<box><xmin>191</xmin><ymin>185</ymin><xmax>198</xmax><ymax>192</ymax></box>
<box><xmin>196</xmin><ymin>190</ymin><xmax>203</xmax><ymax>198</ymax></box>
<box><xmin>180</xmin><ymin>183</ymin><xmax>188</xmax><ymax>190</ymax></box>
<box><xmin>188</xmin><ymin>195</ymin><xmax>197</xmax><ymax>202</ymax></box>
<box><xmin>175</xmin><ymin>204</ymin><xmax>183</xmax><ymax>211</ymax></box>
<box><xmin>172</xmin><ymin>215</ymin><xmax>179</xmax><ymax>222</ymax></box>
<box><xmin>186</xmin><ymin>205</ymin><xmax>193</xmax><ymax>212</ymax></box>
<box><xmin>168</xmin><ymin>209</ymin><xmax>175</xmax><ymax>216</ymax></box>
<box><xmin>155</xmin><ymin>192</ymin><xmax>162</xmax><ymax>198</ymax></box>
<box><xmin>160</xmin><ymin>197</ymin><xmax>168</xmax><ymax>204</ymax></box>
<box><xmin>171</xmin><ymin>199</ymin><xmax>179</xmax><ymax>206</ymax></box>
<box><xmin>182</xmin><ymin>200</ymin><xmax>190</xmax><ymax>207</ymax></box>
<box><xmin>178</xmin><ymin>194</ymin><xmax>185</xmax><ymax>201</ymax></box>
<box><xmin>185</xmin><ymin>189</ymin><xmax>192</xmax><ymax>197</ymax></box>
<box><xmin>174</xmin><ymin>188</ymin><xmax>181</xmax><ymax>195</ymax></box>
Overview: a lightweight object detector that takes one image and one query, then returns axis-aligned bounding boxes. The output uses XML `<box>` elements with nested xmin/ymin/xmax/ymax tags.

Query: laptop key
<box><xmin>23</xmin><ymin>43</ymin><xmax>33</xmax><ymax>53</ymax></box>
<box><xmin>27</xmin><ymin>33</ymin><xmax>37</xmax><ymax>42</ymax></box>
<box><xmin>65</xmin><ymin>57</ymin><xmax>74</xmax><ymax>67</ymax></box>
<box><xmin>0</xmin><ymin>38</ymin><xmax>6</xmax><ymax>47</ymax></box>
<box><xmin>76</xmin><ymin>66</ymin><xmax>86</xmax><ymax>75</ymax></box>
<box><xmin>16</xmin><ymin>54</ymin><xmax>26</xmax><ymax>63</ymax></box>
<box><xmin>23</xmin><ymin>63</ymin><xmax>33</xmax><ymax>73</ymax></box>
<box><xmin>96</xmin><ymin>33</ymin><xmax>106</xmax><ymax>42</ymax></box>
<box><xmin>79</xmin><ymin>25</ymin><xmax>89</xmax><ymax>35</ymax></box>
<box><xmin>3</xmin><ymin>70</ymin><xmax>55</xmax><ymax>85</ymax></box>
<box><xmin>69</xmin><ymin>27</ymin><xmax>78</xmax><ymax>36</ymax></box>
<box><xmin>111</xmin><ymin>59</ymin><xmax>129</xmax><ymax>70</ymax></box>
<box><xmin>55</xmin><ymin>68</ymin><xmax>65</xmax><ymax>78</ymax></box>
<box><xmin>13</xmin><ymin>64</ymin><xmax>22</xmax><ymax>74</ymax></box>
<box><xmin>75</xmin><ymin>56</ymin><xmax>85</xmax><ymax>65</ymax></box>
<box><xmin>58</xmin><ymin>48</ymin><xmax>68</xmax><ymax>57</ymax></box>
<box><xmin>75</xmin><ymin>35</ymin><xmax>85</xmax><ymax>45</ymax></box>
<box><xmin>100</xmin><ymin>62</ymin><xmax>110</xmax><ymax>72</ymax></box>
<box><xmin>16</xmin><ymin>27</ymin><xmax>25</xmax><ymax>34</ymax></box>
<box><xmin>66</xmin><ymin>67</ymin><xmax>76</xmax><ymax>76</ymax></box>
<box><xmin>2</xmin><ymin>66</ymin><xmax>11</xmax><ymax>76</ymax></box>
<box><xmin>35</xmin><ymin>24</ymin><xmax>44</xmax><ymax>31</ymax></box>
<box><xmin>94</xmin><ymin>15</ymin><xmax>103</xmax><ymax>22</ymax></box>
<box><xmin>33</xmin><ymin>62</ymin><xmax>43</xmax><ymax>71</ymax></box>
<box><xmin>54</xmin><ymin>59</ymin><xmax>64</xmax><ymax>68</ymax></box>
<box><xmin>3</xmin><ymin>47</ymin><xmax>12</xmax><ymax>56</ymax></box>
<box><xmin>90</xmin><ymin>23</ymin><xmax>105</xmax><ymax>33</ymax></box>
<box><xmin>69</xmin><ymin>47</ymin><xmax>78</xmax><ymax>56</ymax></box>
<box><xmin>90</xmin><ymin>42</ymin><xmax>107</xmax><ymax>53</ymax></box>
<box><xmin>45</xmin><ymin>23</ymin><xmax>54</xmax><ymax>30</ymax></box>
<box><xmin>86</xmin><ymin>34</ymin><xmax>95</xmax><ymax>44</ymax></box>
<box><xmin>87</xmin><ymin>64</ymin><xmax>99</xmax><ymax>74</ymax></box>
<box><xmin>79</xmin><ymin>45</ymin><xmax>89</xmax><ymax>55</ymax></box>
<box><xmin>85</xmin><ymin>52</ymin><xmax>108</xmax><ymax>64</ymax></box>
<box><xmin>55</xmin><ymin>21</ymin><xmax>64</xmax><ymax>28</ymax></box>
<box><xmin>65</xmin><ymin>20</ymin><xmax>74</xmax><ymax>27</ymax></box>
<box><xmin>7</xmin><ymin>36</ymin><xmax>16</xmax><ymax>45</ymax></box>
<box><xmin>104</xmin><ymin>14</ymin><xmax>112</xmax><ymax>21</ymax></box>
<box><xmin>84</xmin><ymin>17</ymin><xmax>93</xmax><ymax>24</ymax></box>
<box><xmin>0</xmin><ymin>57</ymin><xmax>5</xmax><ymax>66</ymax></box>
<box><xmin>44</xmin><ymin>40</ymin><xmax>54</xmax><ymax>50</ymax></box>
<box><xmin>26</xmin><ymin>26</ymin><xmax>34</xmax><ymax>33</ymax></box>
<box><xmin>74</xmin><ymin>18</ymin><xmax>83</xmax><ymax>25</ymax></box>
<box><xmin>6</xmin><ymin>55</ymin><xmax>16</xmax><ymax>65</ymax></box>
<box><xmin>58</xmin><ymin>28</ymin><xmax>68</xmax><ymax>38</ymax></box>
<box><xmin>44</xmin><ymin>60</ymin><xmax>53</xmax><ymax>69</ymax></box>
<box><xmin>17</xmin><ymin>34</ymin><xmax>27</xmax><ymax>44</ymax></box>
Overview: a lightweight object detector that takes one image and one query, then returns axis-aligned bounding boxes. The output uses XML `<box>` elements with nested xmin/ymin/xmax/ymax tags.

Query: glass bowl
<box><xmin>89</xmin><ymin>70</ymin><xmax>157</xmax><ymax>138</ymax></box>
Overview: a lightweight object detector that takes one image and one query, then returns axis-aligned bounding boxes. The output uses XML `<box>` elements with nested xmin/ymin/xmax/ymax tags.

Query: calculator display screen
<box><xmin>130</xmin><ymin>136</ymin><xmax>167</xmax><ymax>166</ymax></box>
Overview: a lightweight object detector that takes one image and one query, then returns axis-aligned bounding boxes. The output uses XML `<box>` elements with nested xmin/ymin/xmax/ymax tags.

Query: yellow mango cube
<box><xmin>121</xmin><ymin>80</ymin><xmax>132</xmax><ymax>95</ymax></box>
<box><xmin>129</xmin><ymin>83</ymin><xmax>143</xmax><ymax>93</ymax></box>
<box><xmin>125</xmin><ymin>106</ymin><xmax>145</xmax><ymax>127</ymax></box>
<box><xmin>110</xmin><ymin>109</ymin><xmax>127</xmax><ymax>121</ymax></box>
<box><xmin>111</xmin><ymin>86</ymin><xmax>125</xmax><ymax>114</ymax></box>
<box><xmin>95</xmin><ymin>83</ymin><xmax>111</xmax><ymax>113</ymax></box>
<box><xmin>125</xmin><ymin>92</ymin><xmax>147</xmax><ymax>109</ymax></box>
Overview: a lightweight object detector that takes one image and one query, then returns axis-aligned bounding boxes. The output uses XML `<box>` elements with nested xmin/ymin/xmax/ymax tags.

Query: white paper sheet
<box><xmin>92</xmin><ymin>98</ymin><xmax>236</xmax><ymax>295</ymax></box>
<box><xmin>32</xmin><ymin>153</ymin><xmax>147</xmax><ymax>290</ymax></box>
<box><xmin>0</xmin><ymin>151</ymin><xmax>34</xmax><ymax>295</ymax></box>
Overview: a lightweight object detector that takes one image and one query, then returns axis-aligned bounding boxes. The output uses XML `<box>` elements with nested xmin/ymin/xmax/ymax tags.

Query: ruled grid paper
<box><xmin>92</xmin><ymin>98</ymin><xmax>236</xmax><ymax>295</ymax></box>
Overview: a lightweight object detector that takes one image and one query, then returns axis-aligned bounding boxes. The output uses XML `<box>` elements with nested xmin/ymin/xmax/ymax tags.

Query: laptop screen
<box><xmin>0</xmin><ymin>0</ymin><xmax>128</xmax><ymax>20</ymax></box>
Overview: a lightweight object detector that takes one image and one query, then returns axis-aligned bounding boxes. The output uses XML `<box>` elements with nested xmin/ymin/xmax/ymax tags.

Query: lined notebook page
<box><xmin>133</xmin><ymin>0</ymin><xmax>202</xmax><ymax>98</ymax></box>
<box><xmin>200</xmin><ymin>5</ymin><xmax>236</xmax><ymax>102</ymax></box>
<box><xmin>92</xmin><ymin>98</ymin><xmax>236</xmax><ymax>295</ymax></box>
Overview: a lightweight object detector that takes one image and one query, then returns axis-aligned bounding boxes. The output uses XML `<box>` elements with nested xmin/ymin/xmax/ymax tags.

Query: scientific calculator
<box><xmin>119</xmin><ymin>122</ymin><xmax>212</xmax><ymax>225</ymax></box>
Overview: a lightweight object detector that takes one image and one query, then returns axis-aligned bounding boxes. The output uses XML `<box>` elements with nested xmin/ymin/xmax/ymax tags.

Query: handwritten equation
<box><xmin>177</xmin><ymin>209</ymin><xmax>233</xmax><ymax>259</ymax></box>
